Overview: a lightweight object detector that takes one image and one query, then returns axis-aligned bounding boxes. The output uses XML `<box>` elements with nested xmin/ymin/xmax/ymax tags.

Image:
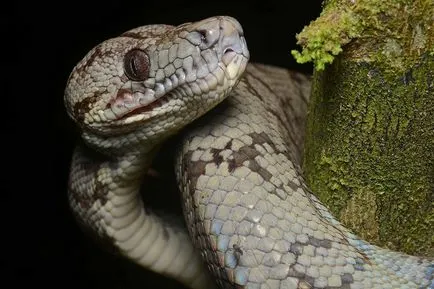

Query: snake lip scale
<box><xmin>65</xmin><ymin>16</ymin><xmax>433</xmax><ymax>289</ymax></box>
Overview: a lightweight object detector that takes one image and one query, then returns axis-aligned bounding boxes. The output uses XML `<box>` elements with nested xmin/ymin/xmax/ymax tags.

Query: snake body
<box><xmin>64</xmin><ymin>16</ymin><xmax>433</xmax><ymax>289</ymax></box>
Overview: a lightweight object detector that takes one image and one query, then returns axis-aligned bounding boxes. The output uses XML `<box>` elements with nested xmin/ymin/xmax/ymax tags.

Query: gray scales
<box><xmin>64</xmin><ymin>16</ymin><xmax>433</xmax><ymax>289</ymax></box>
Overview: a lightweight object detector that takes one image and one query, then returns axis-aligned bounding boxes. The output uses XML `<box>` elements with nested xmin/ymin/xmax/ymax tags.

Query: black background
<box><xmin>6</xmin><ymin>1</ymin><xmax>322</xmax><ymax>288</ymax></box>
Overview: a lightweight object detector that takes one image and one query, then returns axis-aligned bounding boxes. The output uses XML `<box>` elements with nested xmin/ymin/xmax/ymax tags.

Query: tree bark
<box><xmin>293</xmin><ymin>0</ymin><xmax>433</xmax><ymax>256</ymax></box>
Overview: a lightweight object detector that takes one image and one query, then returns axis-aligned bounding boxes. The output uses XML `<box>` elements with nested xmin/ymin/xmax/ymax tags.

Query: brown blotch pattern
<box><xmin>184</xmin><ymin>151</ymin><xmax>208</xmax><ymax>196</ymax></box>
<box><xmin>73</xmin><ymin>94</ymin><xmax>98</xmax><ymax>123</ymax></box>
<box><xmin>287</xmin><ymin>236</ymin><xmax>356</xmax><ymax>288</ymax></box>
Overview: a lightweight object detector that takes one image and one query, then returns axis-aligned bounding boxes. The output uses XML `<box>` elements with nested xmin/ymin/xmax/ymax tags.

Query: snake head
<box><xmin>64</xmin><ymin>16</ymin><xmax>249</xmax><ymax>151</ymax></box>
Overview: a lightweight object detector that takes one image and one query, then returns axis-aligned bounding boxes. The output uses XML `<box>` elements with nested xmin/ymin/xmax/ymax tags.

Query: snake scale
<box><xmin>64</xmin><ymin>16</ymin><xmax>433</xmax><ymax>289</ymax></box>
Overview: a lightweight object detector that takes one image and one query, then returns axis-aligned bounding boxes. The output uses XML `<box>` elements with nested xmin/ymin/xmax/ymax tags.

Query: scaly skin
<box><xmin>177</xmin><ymin>63</ymin><xmax>434</xmax><ymax>288</ymax></box>
<box><xmin>65</xmin><ymin>16</ymin><xmax>249</xmax><ymax>289</ymax></box>
<box><xmin>64</xmin><ymin>16</ymin><xmax>433</xmax><ymax>289</ymax></box>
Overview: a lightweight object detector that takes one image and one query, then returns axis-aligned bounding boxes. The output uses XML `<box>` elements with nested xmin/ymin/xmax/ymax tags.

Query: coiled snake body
<box><xmin>65</xmin><ymin>16</ymin><xmax>433</xmax><ymax>289</ymax></box>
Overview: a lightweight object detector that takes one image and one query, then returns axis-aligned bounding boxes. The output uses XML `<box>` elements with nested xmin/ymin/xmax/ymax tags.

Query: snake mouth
<box><xmin>117</xmin><ymin>94</ymin><xmax>168</xmax><ymax>120</ymax></box>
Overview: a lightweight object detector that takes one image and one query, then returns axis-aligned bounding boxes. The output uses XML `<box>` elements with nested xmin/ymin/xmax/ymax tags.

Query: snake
<box><xmin>64</xmin><ymin>16</ymin><xmax>433</xmax><ymax>289</ymax></box>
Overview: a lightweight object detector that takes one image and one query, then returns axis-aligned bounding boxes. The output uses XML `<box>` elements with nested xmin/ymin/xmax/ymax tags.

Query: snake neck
<box><xmin>68</xmin><ymin>141</ymin><xmax>153</xmax><ymax>240</ymax></box>
<box><xmin>68</xmin><ymin>141</ymin><xmax>216</xmax><ymax>289</ymax></box>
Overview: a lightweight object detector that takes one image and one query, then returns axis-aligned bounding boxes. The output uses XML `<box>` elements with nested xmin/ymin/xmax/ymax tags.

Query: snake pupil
<box><xmin>124</xmin><ymin>49</ymin><xmax>149</xmax><ymax>81</ymax></box>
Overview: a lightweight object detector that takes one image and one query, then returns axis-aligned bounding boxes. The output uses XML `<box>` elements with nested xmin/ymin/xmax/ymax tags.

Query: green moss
<box><xmin>304</xmin><ymin>54</ymin><xmax>434</xmax><ymax>256</ymax></box>
<box><xmin>291</xmin><ymin>0</ymin><xmax>434</xmax><ymax>72</ymax></box>
<box><xmin>340</xmin><ymin>189</ymin><xmax>380</xmax><ymax>243</ymax></box>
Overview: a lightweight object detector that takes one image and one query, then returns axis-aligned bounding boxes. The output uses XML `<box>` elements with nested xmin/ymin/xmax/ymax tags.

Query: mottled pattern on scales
<box><xmin>64</xmin><ymin>16</ymin><xmax>433</xmax><ymax>289</ymax></box>
<box><xmin>177</xmin><ymin>64</ymin><xmax>434</xmax><ymax>289</ymax></box>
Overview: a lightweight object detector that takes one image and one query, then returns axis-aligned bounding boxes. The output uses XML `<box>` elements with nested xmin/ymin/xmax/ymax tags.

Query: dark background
<box><xmin>6</xmin><ymin>1</ymin><xmax>322</xmax><ymax>288</ymax></box>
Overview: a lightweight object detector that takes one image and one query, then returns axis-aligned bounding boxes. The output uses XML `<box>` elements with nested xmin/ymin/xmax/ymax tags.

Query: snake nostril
<box><xmin>223</xmin><ymin>47</ymin><xmax>234</xmax><ymax>54</ymax></box>
<box><xmin>198</xmin><ymin>29</ymin><xmax>208</xmax><ymax>43</ymax></box>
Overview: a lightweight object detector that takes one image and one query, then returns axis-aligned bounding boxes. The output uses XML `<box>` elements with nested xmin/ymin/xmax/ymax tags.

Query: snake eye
<box><xmin>124</xmin><ymin>49</ymin><xmax>149</xmax><ymax>81</ymax></box>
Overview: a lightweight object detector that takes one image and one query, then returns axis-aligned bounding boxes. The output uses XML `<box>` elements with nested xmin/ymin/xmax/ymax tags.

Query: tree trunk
<box><xmin>292</xmin><ymin>0</ymin><xmax>433</xmax><ymax>256</ymax></box>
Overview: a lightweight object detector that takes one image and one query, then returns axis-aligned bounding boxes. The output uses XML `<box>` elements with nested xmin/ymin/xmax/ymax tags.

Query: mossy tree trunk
<box><xmin>305</xmin><ymin>55</ymin><xmax>433</xmax><ymax>256</ymax></box>
<box><xmin>292</xmin><ymin>0</ymin><xmax>433</xmax><ymax>256</ymax></box>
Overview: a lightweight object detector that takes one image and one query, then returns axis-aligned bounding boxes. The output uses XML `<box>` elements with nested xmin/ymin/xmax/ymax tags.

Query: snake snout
<box><xmin>194</xmin><ymin>16</ymin><xmax>249</xmax><ymax>62</ymax></box>
<box><xmin>220</xmin><ymin>17</ymin><xmax>244</xmax><ymax>52</ymax></box>
<box><xmin>219</xmin><ymin>17</ymin><xmax>249</xmax><ymax>61</ymax></box>
<box><xmin>219</xmin><ymin>19</ymin><xmax>249</xmax><ymax>81</ymax></box>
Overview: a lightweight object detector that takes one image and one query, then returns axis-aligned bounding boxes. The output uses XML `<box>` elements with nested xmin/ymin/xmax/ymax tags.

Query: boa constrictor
<box><xmin>64</xmin><ymin>16</ymin><xmax>433</xmax><ymax>289</ymax></box>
